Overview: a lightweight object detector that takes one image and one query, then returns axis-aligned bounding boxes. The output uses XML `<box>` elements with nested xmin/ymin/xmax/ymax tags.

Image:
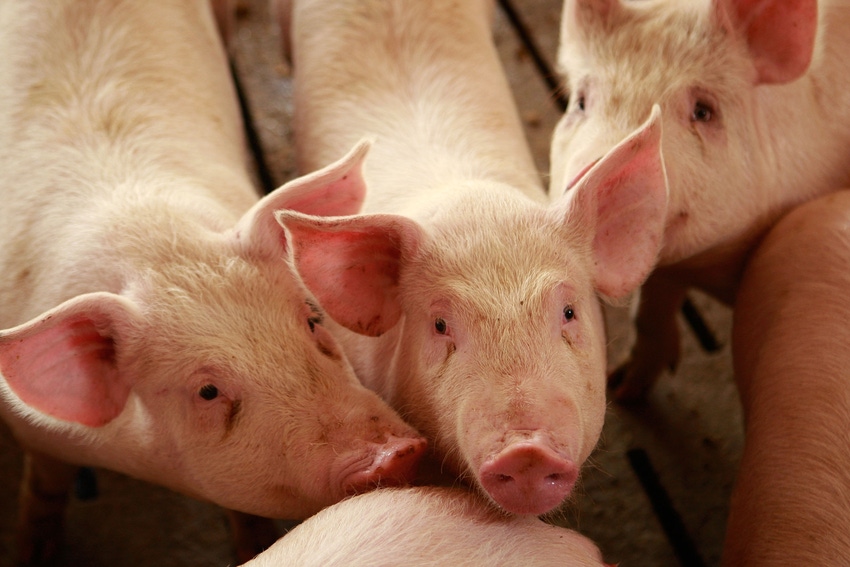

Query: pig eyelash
<box><xmin>305</xmin><ymin>299</ymin><xmax>324</xmax><ymax>332</ymax></box>
<box><xmin>198</xmin><ymin>384</ymin><xmax>219</xmax><ymax>400</ymax></box>
<box><xmin>563</xmin><ymin>305</ymin><xmax>577</xmax><ymax>322</ymax></box>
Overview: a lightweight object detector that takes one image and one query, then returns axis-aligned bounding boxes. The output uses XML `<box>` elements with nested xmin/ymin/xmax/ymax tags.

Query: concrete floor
<box><xmin>0</xmin><ymin>1</ymin><xmax>744</xmax><ymax>565</ymax></box>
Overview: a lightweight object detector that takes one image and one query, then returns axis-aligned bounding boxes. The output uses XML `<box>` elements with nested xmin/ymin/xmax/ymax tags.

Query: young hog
<box><xmin>277</xmin><ymin>0</ymin><xmax>668</xmax><ymax>516</ymax></box>
<box><xmin>242</xmin><ymin>486</ymin><xmax>612</xmax><ymax>566</ymax></box>
<box><xmin>550</xmin><ymin>0</ymin><xmax>850</xmax><ymax>399</ymax></box>
<box><xmin>0</xmin><ymin>0</ymin><xmax>424</xmax><ymax>562</ymax></box>
<box><xmin>725</xmin><ymin>191</ymin><xmax>850</xmax><ymax>565</ymax></box>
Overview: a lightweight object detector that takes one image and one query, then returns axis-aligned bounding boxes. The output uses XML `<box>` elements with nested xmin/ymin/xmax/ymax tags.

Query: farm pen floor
<box><xmin>0</xmin><ymin>1</ymin><xmax>742</xmax><ymax>565</ymax></box>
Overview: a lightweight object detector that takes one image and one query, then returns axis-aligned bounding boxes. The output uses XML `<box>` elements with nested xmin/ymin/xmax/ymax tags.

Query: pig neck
<box><xmin>0</xmin><ymin>1</ymin><xmax>257</xmax><ymax>326</ymax></box>
<box><xmin>293</xmin><ymin>0</ymin><xmax>546</xmax><ymax>219</ymax></box>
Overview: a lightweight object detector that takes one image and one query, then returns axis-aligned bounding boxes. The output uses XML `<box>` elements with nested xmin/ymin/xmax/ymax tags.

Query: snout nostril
<box><xmin>496</xmin><ymin>473</ymin><xmax>513</xmax><ymax>483</ymax></box>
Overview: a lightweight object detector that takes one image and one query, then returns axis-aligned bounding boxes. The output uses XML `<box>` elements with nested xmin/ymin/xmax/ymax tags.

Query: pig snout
<box><xmin>341</xmin><ymin>435</ymin><xmax>428</xmax><ymax>494</ymax></box>
<box><xmin>479</xmin><ymin>433</ymin><xmax>578</xmax><ymax>515</ymax></box>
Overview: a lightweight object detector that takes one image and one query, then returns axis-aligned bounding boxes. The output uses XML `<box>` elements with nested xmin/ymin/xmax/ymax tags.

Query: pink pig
<box><xmin>550</xmin><ymin>0</ymin><xmax>850</xmax><ymax>399</ymax></box>
<box><xmin>242</xmin><ymin>486</ymin><xmax>612</xmax><ymax>566</ymax></box>
<box><xmin>725</xmin><ymin>191</ymin><xmax>850</xmax><ymax>565</ymax></box>
<box><xmin>276</xmin><ymin>0</ymin><xmax>668</xmax><ymax>516</ymax></box>
<box><xmin>0</xmin><ymin>0</ymin><xmax>424</xmax><ymax>563</ymax></box>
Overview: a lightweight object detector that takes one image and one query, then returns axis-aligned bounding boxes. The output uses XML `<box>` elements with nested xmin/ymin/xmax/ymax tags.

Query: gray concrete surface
<box><xmin>0</xmin><ymin>1</ymin><xmax>744</xmax><ymax>565</ymax></box>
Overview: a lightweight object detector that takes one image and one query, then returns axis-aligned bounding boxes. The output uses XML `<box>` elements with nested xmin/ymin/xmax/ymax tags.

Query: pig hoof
<box><xmin>480</xmin><ymin>443</ymin><xmax>578</xmax><ymax>515</ymax></box>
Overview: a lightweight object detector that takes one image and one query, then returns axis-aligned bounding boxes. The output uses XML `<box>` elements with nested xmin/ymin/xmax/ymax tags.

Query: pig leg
<box><xmin>226</xmin><ymin>510</ymin><xmax>280</xmax><ymax>564</ymax></box>
<box><xmin>15</xmin><ymin>451</ymin><xmax>78</xmax><ymax>566</ymax></box>
<box><xmin>608</xmin><ymin>272</ymin><xmax>685</xmax><ymax>402</ymax></box>
<box><xmin>724</xmin><ymin>191</ymin><xmax>850</xmax><ymax>565</ymax></box>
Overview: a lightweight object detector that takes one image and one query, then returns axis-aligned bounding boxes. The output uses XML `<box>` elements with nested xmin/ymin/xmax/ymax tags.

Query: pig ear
<box><xmin>561</xmin><ymin>105</ymin><xmax>668</xmax><ymax>299</ymax></box>
<box><xmin>233</xmin><ymin>139</ymin><xmax>371</xmax><ymax>259</ymax></box>
<box><xmin>0</xmin><ymin>292</ymin><xmax>141</xmax><ymax>427</ymax></box>
<box><xmin>276</xmin><ymin>211</ymin><xmax>424</xmax><ymax>337</ymax></box>
<box><xmin>715</xmin><ymin>0</ymin><xmax>817</xmax><ymax>84</ymax></box>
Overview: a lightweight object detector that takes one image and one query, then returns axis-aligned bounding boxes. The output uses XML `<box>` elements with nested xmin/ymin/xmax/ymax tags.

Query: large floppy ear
<box><xmin>714</xmin><ymin>0</ymin><xmax>817</xmax><ymax>85</ymax></box>
<box><xmin>232</xmin><ymin>139</ymin><xmax>371</xmax><ymax>260</ymax></box>
<box><xmin>277</xmin><ymin>211</ymin><xmax>425</xmax><ymax>337</ymax></box>
<box><xmin>0</xmin><ymin>292</ymin><xmax>142</xmax><ymax>427</ymax></box>
<box><xmin>560</xmin><ymin>104</ymin><xmax>667</xmax><ymax>299</ymax></box>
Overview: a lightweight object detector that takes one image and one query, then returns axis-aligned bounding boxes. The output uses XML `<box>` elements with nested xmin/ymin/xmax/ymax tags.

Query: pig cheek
<box><xmin>423</xmin><ymin>334</ymin><xmax>456</xmax><ymax>369</ymax></box>
<box><xmin>559</xmin><ymin>316</ymin><xmax>606</xmax><ymax>462</ymax></box>
<box><xmin>561</xmin><ymin>321</ymin><xmax>584</xmax><ymax>350</ymax></box>
<box><xmin>191</xmin><ymin>392</ymin><xmax>241</xmax><ymax>438</ymax></box>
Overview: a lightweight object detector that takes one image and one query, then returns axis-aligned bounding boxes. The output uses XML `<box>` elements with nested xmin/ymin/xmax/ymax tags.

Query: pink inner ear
<box><xmin>565</xmin><ymin>106</ymin><xmax>667</xmax><ymax>299</ymax></box>
<box><xmin>293</xmin><ymin>224</ymin><xmax>404</xmax><ymax>337</ymax></box>
<box><xmin>732</xmin><ymin>0</ymin><xmax>817</xmax><ymax>84</ymax></box>
<box><xmin>282</xmin><ymin>170</ymin><xmax>366</xmax><ymax>217</ymax></box>
<box><xmin>592</xmin><ymin>167</ymin><xmax>666</xmax><ymax>298</ymax></box>
<box><xmin>0</xmin><ymin>313</ymin><xmax>130</xmax><ymax>427</ymax></box>
<box><xmin>235</xmin><ymin>140</ymin><xmax>371</xmax><ymax>261</ymax></box>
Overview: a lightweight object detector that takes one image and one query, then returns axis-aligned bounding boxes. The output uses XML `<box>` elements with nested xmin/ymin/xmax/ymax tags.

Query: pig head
<box><xmin>551</xmin><ymin>0</ymin><xmax>850</xmax><ymax>268</ymax></box>
<box><xmin>281</xmin><ymin>108</ymin><xmax>667</xmax><ymax>516</ymax></box>
<box><xmin>0</xmin><ymin>143</ymin><xmax>425</xmax><ymax>520</ymax></box>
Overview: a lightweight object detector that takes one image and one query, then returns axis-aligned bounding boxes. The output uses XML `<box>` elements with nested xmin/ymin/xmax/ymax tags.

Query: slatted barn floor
<box><xmin>0</xmin><ymin>1</ymin><xmax>742</xmax><ymax>565</ymax></box>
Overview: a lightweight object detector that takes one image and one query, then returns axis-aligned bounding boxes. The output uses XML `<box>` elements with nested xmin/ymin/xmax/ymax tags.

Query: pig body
<box><xmin>243</xmin><ymin>486</ymin><xmax>609</xmax><ymax>567</ymax></box>
<box><xmin>550</xmin><ymin>0</ymin><xmax>850</xmax><ymax>398</ymax></box>
<box><xmin>725</xmin><ymin>191</ymin><xmax>850</xmax><ymax>565</ymax></box>
<box><xmin>279</xmin><ymin>0</ymin><xmax>669</xmax><ymax>515</ymax></box>
<box><xmin>0</xmin><ymin>0</ymin><xmax>425</xmax><ymax>561</ymax></box>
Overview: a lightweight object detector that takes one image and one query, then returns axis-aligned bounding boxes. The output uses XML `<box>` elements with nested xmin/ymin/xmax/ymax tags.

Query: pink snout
<box><xmin>342</xmin><ymin>435</ymin><xmax>428</xmax><ymax>494</ymax></box>
<box><xmin>479</xmin><ymin>439</ymin><xmax>578</xmax><ymax>515</ymax></box>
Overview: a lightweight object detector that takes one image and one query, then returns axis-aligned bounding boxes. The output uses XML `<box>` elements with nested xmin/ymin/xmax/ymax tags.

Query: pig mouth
<box><xmin>337</xmin><ymin>435</ymin><xmax>427</xmax><ymax>495</ymax></box>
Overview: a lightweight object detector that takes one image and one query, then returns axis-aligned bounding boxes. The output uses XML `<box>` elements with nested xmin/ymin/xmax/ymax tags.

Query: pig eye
<box><xmin>563</xmin><ymin>305</ymin><xmax>576</xmax><ymax>322</ymax></box>
<box><xmin>305</xmin><ymin>299</ymin><xmax>323</xmax><ymax>333</ymax></box>
<box><xmin>692</xmin><ymin>100</ymin><xmax>714</xmax><ymax>123</ymax></box>
<box><xmin>575</xmin><ymin>94</ymin><xmax>586</xmax><ymax>112</ymax></box>
<box><xmin>434</xmin><ymin>318</ymin><xmax>448</xmax><ymax>335</ymax></box>
<box><xmin>199</xmin><ymin>384</ymin><xmax>219</xmax><ymax>401</ymax></box>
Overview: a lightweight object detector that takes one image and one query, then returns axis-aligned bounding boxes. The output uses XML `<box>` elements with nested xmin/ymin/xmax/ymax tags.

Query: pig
<box><xmin>275</xmin><ymin>0</ymin><xmax>669</xmax><ymax>516</ymax></box>
<box><xmin>724</xmin><ymin>191</ymin><xmax>850</xmax><ymax>565</ymax></box>
<box><xmin>242</xmin><ymin>486</ymin><xmax>612</xmax><ymax>566</ymax></box>
<box><xmin>0</xmin><ymin>0</ymin><xmax>425</xmax><ymax>563</ymax></box>
<box><xmin>550</xmin><ymin>0</ymin><xmax>850</xmax><ymax>400</ymax></box>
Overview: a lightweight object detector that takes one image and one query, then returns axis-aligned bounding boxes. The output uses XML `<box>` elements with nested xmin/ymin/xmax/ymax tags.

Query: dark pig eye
<box><xmin>692</xmin><ymin>100</ymin><xmax>714</xmax><ymax>123</ymax></box>
<box><xmin>199</xmin><ymin>384</ymin><xmax>219</xmax><ymax>400</ymax></box>
<box><xmin>305</xmin><ymin>299</ymin><xmax>323</xmax><ymax>333</ymax></box>
<box><xmin>576</xmin><ymin>94</ymin><xmax>586</xmax><ymax>112</ymax></box>
<box><xmin>563</xmin><ymin>305</ymin><xmax>576</xmax><ymax>322</ymax></box>
<box><xmin>434</xmin><ymin>318</ymin><xmax>448</xmax><ymax>335</ymax></box>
